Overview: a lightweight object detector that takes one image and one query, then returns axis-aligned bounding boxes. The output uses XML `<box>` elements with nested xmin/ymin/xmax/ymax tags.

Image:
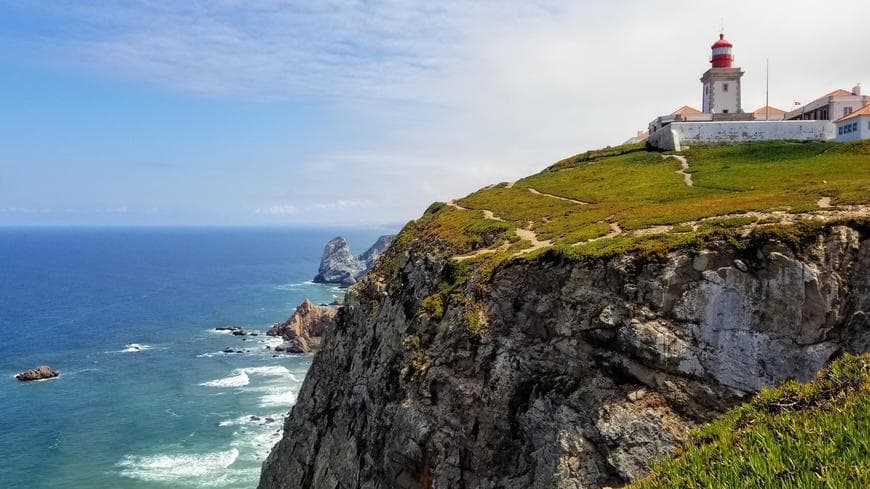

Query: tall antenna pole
<box><xmin>765</xmin><ymin>58</ymin><xmax>770</xmax><ymax>121</ymax></box>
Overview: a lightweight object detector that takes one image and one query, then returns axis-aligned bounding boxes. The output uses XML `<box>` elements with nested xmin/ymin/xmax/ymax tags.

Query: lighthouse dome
<box><xmin>711</xmin><ymin>33</ymin><xmax>733</xmax><ymax>49</ymax></box>
<box><xmin>710</xmin><ymin>33</ymin><xmax>734</xmax><ymax>68</ymax></box>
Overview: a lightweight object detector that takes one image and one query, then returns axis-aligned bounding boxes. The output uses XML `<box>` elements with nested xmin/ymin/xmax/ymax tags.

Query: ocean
<box><xmin>0</xmin><ymin>227</ymin><xmax>388</xmax><ymax>489</ymax></box>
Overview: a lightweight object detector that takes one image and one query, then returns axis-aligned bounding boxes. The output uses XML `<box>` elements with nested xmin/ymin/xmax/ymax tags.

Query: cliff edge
<box><xmin>260</xmin><ymin>141</ymin><xmax>870</xmax><ymax>488</ymax></box>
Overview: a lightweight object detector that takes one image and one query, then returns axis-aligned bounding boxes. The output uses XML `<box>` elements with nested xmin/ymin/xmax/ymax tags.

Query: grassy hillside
<box><xmin>629</xmin><ymin>353</ymin><xmax>870</xmax><ymax>489</ymax></box>
<box><xmin>397</xmin><ymin>140</ymin><xmax>870</xmax><ymax>270</ymax></box>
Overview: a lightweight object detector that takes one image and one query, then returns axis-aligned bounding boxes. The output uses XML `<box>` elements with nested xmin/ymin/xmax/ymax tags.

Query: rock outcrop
<box><xmin>267</xmin><ymin>299</ymin><xmax>338</xmax><ymax>353</ymax></box>
<box><xmin>259</xmin><ymin>224</ymin><xmax>870</xmax><ymax>489</ymax></box>
<box><xmin>313</xmin><ymin>237</ymin><xmax>362</xmax><ymax>286</ymax></box>
<box><xmin>16</xmin><ymin>365</ymin><xmax>59</xmax><ymax>381</ymax></box>
<box><xmin>358</xmin><ymin>235</ymin><xmax>395</xmax><ymax>270</ymax></box>
<box><xmin>313</xmin><ymin>235</ymin><xmax>395</xmax><ymax>286</ymax></box>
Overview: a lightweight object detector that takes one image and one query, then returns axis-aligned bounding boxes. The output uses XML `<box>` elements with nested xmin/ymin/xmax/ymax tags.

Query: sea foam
<box><xmin>200</xmin><ymin>371</ymin><xmax>250</xmax><ymax>388</ymax></box>
<box><xmin>117</xmin><ymin>448</ymin><xmax>240</xmax><ymax>484</ymax></box>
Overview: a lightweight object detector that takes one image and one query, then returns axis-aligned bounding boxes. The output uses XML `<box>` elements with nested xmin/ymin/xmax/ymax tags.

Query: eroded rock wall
<box><xmin>259</xmin><ymin>225</ymin><xmax>869</xmax><ymax>489</ymax></box>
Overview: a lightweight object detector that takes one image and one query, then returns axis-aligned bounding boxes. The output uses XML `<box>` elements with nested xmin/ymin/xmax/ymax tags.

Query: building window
<box><xmin>843</xmin><ymin>107</ymin><xmax>853</xmax><ymax>117</ymax></box>
<box><xmin>839</xmin><ymin>126</ymin><xmax>844</xmax><ymax>135</ymax></box>
<box><xmin>723</xmin><ymin>83</ymin><xmax>729</xmax><ymax>92</ymax></box>
<box><xmin>853</xmin><ymin>122</ymin><xmax>859</xmax><ymax>132</ymax></box>
<box><xmin>723</xmin><ymin>109</ymin><xmax>729</xmax><ymax>114</ymax></box>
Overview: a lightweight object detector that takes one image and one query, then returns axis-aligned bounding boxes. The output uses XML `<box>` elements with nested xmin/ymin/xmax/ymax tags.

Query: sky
<box><xmin>1</xmin><ymin>0</ymin><xmax>868</xmax><ymax>226</ymax></box>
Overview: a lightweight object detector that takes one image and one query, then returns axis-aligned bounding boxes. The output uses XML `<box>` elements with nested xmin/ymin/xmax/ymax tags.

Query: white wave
<box><xmin>258</xmin><ymin>387</ymin><xmax>297</xmax><ymax>408</ymax></box>
<box><xmin>232</xmin><ymin>428</ymin><xmax>285</xmax><ymax>462</ymax></box>
<box><xmin>122</xmin><ymin>343</ymin><xmax>152</xmax><ymax>352</ymax></box>
<box><xmin>117</xmin><ymin>448</ymin><xmax>240</xmax><ymax>484</ymax></box>
<box><xmin>200</xmin><ymin>371</ymin><xmax>250</xmax><ymax>388</ymax></box>
<box><xmin>273</xmin><ymin>281</ymin><xmax>315</xmax><ymax>291</ymax></box>
<box><xmin>217</xmin><ymin>412</ymin><xmax>285</xmax><ymax>428</ymax></box>
<box><xmin>240</xmin><ymin>365</ymin><xmax>290</xmax><ymax>377</ymax></box>
<box><xmin>262</xmin><ymin>336</ymin><xmax>284</xmax><ymax>348</ymax></box>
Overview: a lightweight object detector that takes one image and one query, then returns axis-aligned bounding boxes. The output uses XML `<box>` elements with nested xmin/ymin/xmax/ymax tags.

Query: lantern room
<box><xmin>710</xmin><ymin>33</ymin><xmax>734</xmax><ymax>68</ymax></box>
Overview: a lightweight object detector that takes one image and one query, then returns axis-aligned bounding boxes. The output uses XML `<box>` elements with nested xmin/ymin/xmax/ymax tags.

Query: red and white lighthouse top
<box><xmin>710</xmin><ymin>33</ymin><xmax>733</xmax><ymax>68</ymax></box>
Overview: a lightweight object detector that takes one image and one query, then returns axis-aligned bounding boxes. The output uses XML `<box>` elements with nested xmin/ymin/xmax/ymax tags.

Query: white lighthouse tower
<box><xmin>700</xmin><ymin>33</ymin><xmax>744</xmax><ymax>115</ymax></box>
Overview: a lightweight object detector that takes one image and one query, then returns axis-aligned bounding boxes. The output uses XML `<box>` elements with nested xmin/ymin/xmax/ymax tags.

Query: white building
<box><xmin>785</xmin><ymin>86</ymin><xmax>869</xmax><ymax>121</ymax></box>
<box><xmin>834</xmin><ymin>104</ymin><xmax>870</xmax><ymax>142</ymax></box>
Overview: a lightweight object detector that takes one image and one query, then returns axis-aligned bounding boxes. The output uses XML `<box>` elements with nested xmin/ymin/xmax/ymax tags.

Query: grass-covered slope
<box><xmin>629</xmin><ymin>353</ymin><xmax>870</xmax><ymax>489</ymax></box>
<box><xmin>395</xmin><ymin>140</ymin><xmax>870</xmax><ymax>270</ymax></box>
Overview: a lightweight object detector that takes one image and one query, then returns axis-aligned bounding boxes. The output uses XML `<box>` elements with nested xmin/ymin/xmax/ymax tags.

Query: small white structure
<box><xmin>834</xmin><ymin>103</ymin><xmax>870</xmax><ymax>142</ymax></box>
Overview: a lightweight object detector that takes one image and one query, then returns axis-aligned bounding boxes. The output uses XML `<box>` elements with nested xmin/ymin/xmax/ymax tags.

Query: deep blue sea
<box><xmin>0</xmin><ymin>227</ymin><xmax>388</xmax><ymax>489</ymax></box>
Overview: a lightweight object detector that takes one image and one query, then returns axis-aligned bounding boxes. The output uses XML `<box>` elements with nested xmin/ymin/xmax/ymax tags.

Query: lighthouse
<box><xmin>701</xmin><ymin>33</ymin><xmax>744</xmax><ymax>114</ymax></box>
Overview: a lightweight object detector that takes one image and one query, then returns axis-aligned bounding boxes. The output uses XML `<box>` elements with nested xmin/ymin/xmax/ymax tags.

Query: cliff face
<box><xmin>259</xmin><ymin>224</ymin><xmax>869</xmax><ymax>489</ymax></box>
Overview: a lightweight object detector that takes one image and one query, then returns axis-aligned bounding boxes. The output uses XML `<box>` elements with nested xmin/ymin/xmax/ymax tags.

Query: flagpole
<box><xmin>765</xmin><ymin>58</ymin><xmax>770</xmax><ymax>121</ymax></box>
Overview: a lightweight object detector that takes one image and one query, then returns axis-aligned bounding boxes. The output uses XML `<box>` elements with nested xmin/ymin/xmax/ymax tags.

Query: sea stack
<box><xmin>15</xmin><ymin>366</ymin><xmax>59</xmax><ymax>382</ymax></box>
<box><xmin>267</xmin><ymin>299</ymin><xmax>337</xmax><ymax>353</ymax></box>
<box><xmin>313</xmin><ymin>235</ymin><xmax>395</xmax><ymax>286</ymax></box>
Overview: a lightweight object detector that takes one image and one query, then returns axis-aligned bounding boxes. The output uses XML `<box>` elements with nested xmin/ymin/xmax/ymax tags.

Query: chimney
<box><xmin>853</xmin><ymin>83</ymin><xmax>861</xmax><ymax>96</ymax></box>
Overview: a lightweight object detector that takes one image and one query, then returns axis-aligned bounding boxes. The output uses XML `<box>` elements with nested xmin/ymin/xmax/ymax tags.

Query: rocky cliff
<box><xmin>259</xmin><ymin>222</ymin><xmax>870</xmax><ymax>489</ymax></box>
<box><xmin>314</xmin><ymin>235</ymin><xmax>395</xmax><ymax>286</ymax></box>
<box><xmin>267</xmin><ymin>299</ymin><xmax>338</xmax><ymax>353</ymax></box>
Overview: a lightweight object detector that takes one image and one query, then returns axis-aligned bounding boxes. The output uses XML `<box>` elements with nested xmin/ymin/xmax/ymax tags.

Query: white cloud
<box><xmin>5</xmin><ymin>1</ymin><xmax>870</xmax><ymax>225</ymax></box>
<box><xmin>254</xmin><ymin>204</ymin><xmax>299</xmax><ymax>216</ymax></box>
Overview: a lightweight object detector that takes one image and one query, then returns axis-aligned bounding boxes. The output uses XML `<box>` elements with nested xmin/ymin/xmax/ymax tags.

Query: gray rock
<box><xmin>259</xmin><ymin>225</ymin><xmax>869</xmax><ymax>489</ymax></box>
<box><xmin>358</xmin><ymin>235</ymin><xmax>395</xmax><ymax>270</ymax></box>
<box><xmin>312</xmin><ymin>235</ymin><xmax>395</xmax><ymax>286</ymax></box>
<box><xmin>313</xmin><ymin>237</ymin><xmax>361</xmax><ymax>286</ymax></box>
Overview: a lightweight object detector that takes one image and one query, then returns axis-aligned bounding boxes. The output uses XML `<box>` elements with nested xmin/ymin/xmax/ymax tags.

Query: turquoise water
<box><xmin>0</xmin><ymin>227</ymin><xmax>387</xmax><ymax>489</ymax></box>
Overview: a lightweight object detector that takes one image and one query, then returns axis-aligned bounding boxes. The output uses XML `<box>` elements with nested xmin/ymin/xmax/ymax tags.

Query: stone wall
<box><xmin>648</xmin><ymin>120</ymin><xmax>836</xmax><ymax>151</ymax></box>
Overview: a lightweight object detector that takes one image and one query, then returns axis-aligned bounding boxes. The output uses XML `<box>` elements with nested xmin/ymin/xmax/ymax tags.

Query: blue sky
<box><xmin>1</xmin><ymin>1</ymin><xmax>869</xmax><ymax>226</ymax></box>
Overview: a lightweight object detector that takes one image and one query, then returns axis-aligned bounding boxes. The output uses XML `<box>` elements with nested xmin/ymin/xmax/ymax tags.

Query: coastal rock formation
<box><xmin>313</xmin><ymin>235</ymin><xmax>395</xmax><ymax>286</ymax></box>
<box><xmin>267</xmin><ymin>299</ymin><xmax>338</xmax><ymax>353</ymax></box>
<box><xmin>259</xmin><ymin>224</ymin><xmax>870</xmax><ymax>489</ymax></box>
<box><xmin>313</xmin><ymin>237</ymin><xmax>361</xmax><ymax>286</ymax></box>
<box><xmin>358</xmin><ymin>235</ymin><xmax>395</xmax><ymax>270</ymax></box>
<box><xmin>16</xmin><ymin>366</ymin><xmax>58</xmax><ymax>381</ymax></box>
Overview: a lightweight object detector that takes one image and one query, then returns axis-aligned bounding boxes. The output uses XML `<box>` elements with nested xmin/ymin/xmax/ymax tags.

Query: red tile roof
<box><xmin>822</xmin><ymin>89</ymin><xmax>855</xmax><ymax>98</ymax></box>
<box><xmin>835</xmin><ymin>103</ymin><xmax>870</xmax><ymax>123</ymax></box>
<box><xmin>753</xmin><ymin>105</ymin><xmax>786</xmax><ymax>115</ymax></box>
<box><xmin>670</xmin><ymin>105</ymin><xmax>702</xmax><ymax>115</ymax></box>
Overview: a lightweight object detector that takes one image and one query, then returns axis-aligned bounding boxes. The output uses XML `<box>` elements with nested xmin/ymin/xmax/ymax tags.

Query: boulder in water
<box><xmin>16</xmin><ymin>366</ymin><xmax>58</xmax><ymax>382</ymax></box>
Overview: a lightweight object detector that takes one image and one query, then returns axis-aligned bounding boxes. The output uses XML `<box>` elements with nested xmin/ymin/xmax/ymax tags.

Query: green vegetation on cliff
<box><xmin>393</xmin><ymin>140</ymin><xmax>870</xmax><ymax>273</ymax></box>
<box><xmin>629</xmin><ymin>353</ymin><xmax>870</xmax><ymax>489</ymax></box>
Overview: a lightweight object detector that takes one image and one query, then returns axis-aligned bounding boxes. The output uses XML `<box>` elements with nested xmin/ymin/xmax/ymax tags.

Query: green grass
<box><xmin>389</xmin><ymin>140</ymin><xmax>870</xmax><ymax>276</ymax></box>
<box><xmin>629</xmin><ymin>353</ymin><xmax>870</xmax><ymax>489</ymax></box>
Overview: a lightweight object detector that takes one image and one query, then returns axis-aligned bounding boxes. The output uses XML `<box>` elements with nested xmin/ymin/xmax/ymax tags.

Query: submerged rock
<box><xmin>16</xmin><ymin>366</ymin><xmax>58</xmax><ymax>382</ymax></box>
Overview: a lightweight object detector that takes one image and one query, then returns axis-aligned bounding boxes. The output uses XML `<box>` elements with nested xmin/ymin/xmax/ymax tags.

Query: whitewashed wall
<box><xmin>648</xmin><ymin>121</ymin><xmax>836</xmax><ymax>151</ymax></box>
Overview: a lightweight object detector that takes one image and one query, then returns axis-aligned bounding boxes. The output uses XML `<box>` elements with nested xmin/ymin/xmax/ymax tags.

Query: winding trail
<box><xmin>665</xmin><ymin>154</ymin><xmax>694</xmax><ymax>187</ymax></box>
<box><xmin>514</xmin><ymin>223</ymin><xmax>552</xmax><ymax>255</ymax></box>
<box><xmin>526</xmin><ymin>187</ymin><xmax>591</xmax><ymax>205</ymax></box>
